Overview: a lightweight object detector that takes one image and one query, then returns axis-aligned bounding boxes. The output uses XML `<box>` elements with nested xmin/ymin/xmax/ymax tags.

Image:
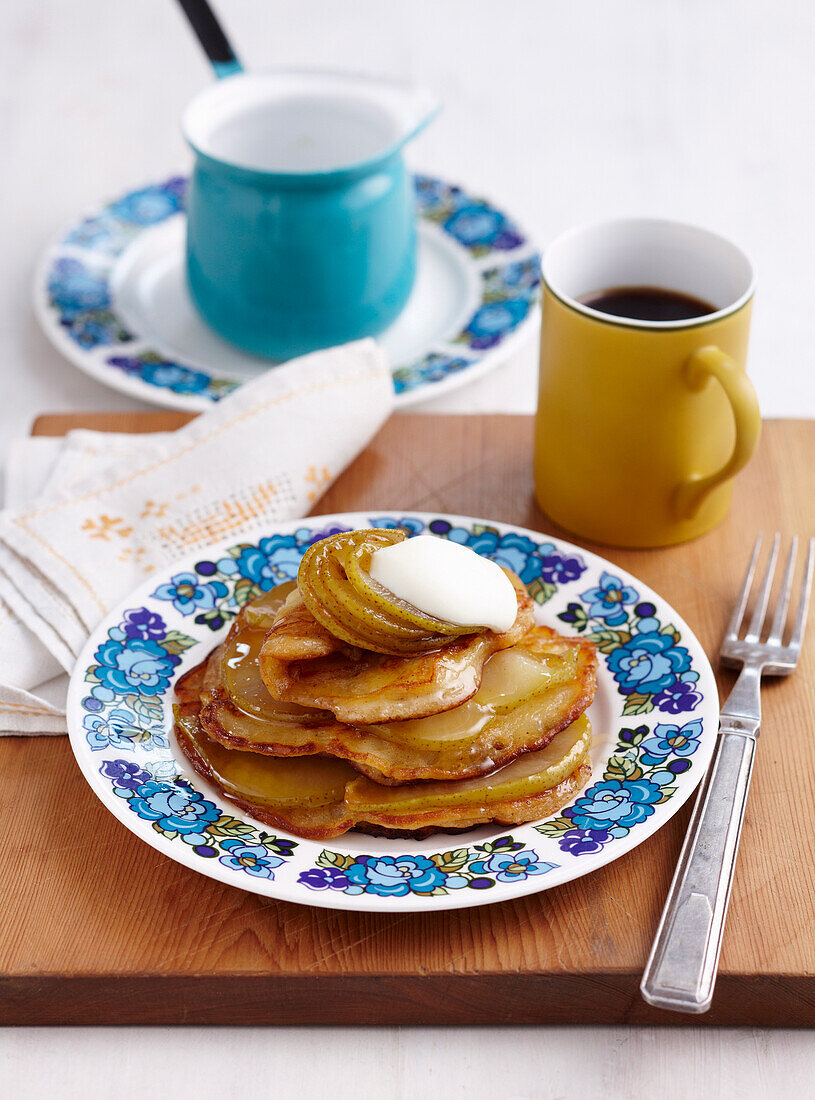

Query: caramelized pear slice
<box><xmin>222</xmin><ymin>625</ymin><xmax>334</xmax><ymax>726</ymax></box>
<box><xmin>478</xmin><ymin>646</ymin><xmax>570</xmax><ymax>709</ymax></box>
<box><xmin>176</xmin><ymin>707</ymin><xmax>354</xmax><ymax>808</ymax></box>
<box><xmin>262</xmin><ymin>587</ymin><xmax>346</xmax><ymax>660</ymax></box>
<box><xmin>342</xmin><ymin>535</ymin><xmax>471</xmax><ymax>634</ymax></box>
<box><xmin>345</xmin><ymin>714</ymin><xmax>590</xmax><ymax>812</ymax></box>
<box><xmin>298</xmin><ymin>529</ymin><xmax>474</xmax><ymax>655</ymax></box>
<box><xmin>175</xmin><ymin>705</ymin><xmax>593</xmax><ymax>840</ymax></box>
<box><xmin>367</xmin><ymin>644</ymin><xmax>578</xmax><ymax>751</ymax></box>
<box><xmin>242</xmin><ymin>580</ymin><xmax>297</xmax><ymax>630</ymax></box>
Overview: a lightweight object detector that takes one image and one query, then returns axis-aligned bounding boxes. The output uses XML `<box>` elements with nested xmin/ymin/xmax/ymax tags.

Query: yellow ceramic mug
<box><xmin>534</xmin><ymin>218</ymin><xmax>760</xmax><ymax>547</ymax></box>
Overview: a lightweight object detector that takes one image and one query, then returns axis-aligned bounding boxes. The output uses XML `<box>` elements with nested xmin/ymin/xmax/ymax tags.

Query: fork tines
<box><xmin>722</xmin><ymin>533</ymin><xmax>815</xmax><ymax>668</ymax></box>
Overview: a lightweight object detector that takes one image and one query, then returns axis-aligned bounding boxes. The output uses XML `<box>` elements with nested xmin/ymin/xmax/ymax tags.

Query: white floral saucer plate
<box><xmin>35</xmin><ymin>176</ymin><xmax>540</xmax><ymax>410</ymax></box>
<box><xmin>66</xmin><ymin>513</ymin><xmax>719</xmax><ymax>912</ymax></box>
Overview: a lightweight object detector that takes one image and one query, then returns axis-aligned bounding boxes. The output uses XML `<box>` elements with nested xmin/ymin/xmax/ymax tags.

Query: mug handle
<box><xmin>673</xmin><ymin>345</ymin><xmax>762</xmax><ymax>520</ymax></box>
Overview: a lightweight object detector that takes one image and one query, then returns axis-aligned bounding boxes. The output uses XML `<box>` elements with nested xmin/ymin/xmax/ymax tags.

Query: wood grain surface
<box><xmin>2</xmin><ymin>412</ymin><xmax>814</xmax><ymax>1026</ymax></box>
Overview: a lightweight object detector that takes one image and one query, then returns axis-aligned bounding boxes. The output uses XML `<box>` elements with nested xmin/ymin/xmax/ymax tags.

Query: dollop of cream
<box><xmin>369</xmin><ymin>535</ymin><xmax>518</xmax><ymax>634</ymax></box>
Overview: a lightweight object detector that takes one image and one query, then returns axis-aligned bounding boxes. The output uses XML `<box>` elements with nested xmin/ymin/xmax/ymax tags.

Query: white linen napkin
<box><xmin>0</xmin><ymin>339</ymin><xmax>394</xmax><ymax>734</ymax></box>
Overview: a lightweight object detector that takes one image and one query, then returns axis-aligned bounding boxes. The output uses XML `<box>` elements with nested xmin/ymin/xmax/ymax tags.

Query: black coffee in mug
<box><xmin>580</xmin><ymin>285</ymin><xmax>716</xmax><ymax>322</ymax></box>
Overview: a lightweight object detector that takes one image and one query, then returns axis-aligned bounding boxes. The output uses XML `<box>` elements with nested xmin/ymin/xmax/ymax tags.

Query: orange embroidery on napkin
<box><xmin>305</xmin><ymin>465</ymin><xmax>332</xmax><ymax>503</ymax></box>
<box><xmin>81</xmin><ymin>515</ymin><xmax>134</xmax><ymax>541</ymax></box>
<box><xmin>142</xmin><ymin>486</ymin><xmax>201</xmax><ymax>515</ymax></box>
<box><xmin>20</xmin><ymin>370</ymin><xmax>377</xmax><ymax>520</ymax></box>
<box><xmin>117</xmin><ymin>546</ymin><xmax>149</xmax><ymax>567</ymax></box>
<box><xmin>156</xmin><ymin>480</ymin><xmax>280</xmax><ymax>552</ymax></box>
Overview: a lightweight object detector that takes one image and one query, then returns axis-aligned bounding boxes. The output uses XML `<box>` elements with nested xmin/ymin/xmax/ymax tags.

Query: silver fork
<box><xmin>640</xmin><ymin>533</ymin><xmax>814</xmax><ymax>1014</ymax></box>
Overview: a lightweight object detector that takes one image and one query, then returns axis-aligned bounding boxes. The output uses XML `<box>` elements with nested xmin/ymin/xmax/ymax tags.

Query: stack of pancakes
<box><xmin>175</xmin><ymin>532</ymin><xmax>598</xmax><ymax>840</ymax></box>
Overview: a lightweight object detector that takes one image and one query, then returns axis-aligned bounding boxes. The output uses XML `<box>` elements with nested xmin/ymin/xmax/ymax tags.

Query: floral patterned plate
<box><xmin>66</xmin><ymin>512</ymin><xmax>719</xmax><ymax>912</ymax></box>
<box><xmin>35</xmin><ymin>175</ymin><xmax>540</xmax><ymax>410</ymax></box>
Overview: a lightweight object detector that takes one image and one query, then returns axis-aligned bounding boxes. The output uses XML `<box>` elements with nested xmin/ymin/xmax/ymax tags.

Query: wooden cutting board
<box><xmin>2</xmin><ymin>412</ymin><xmax>814</xmax><ymax>1027</ymax></box>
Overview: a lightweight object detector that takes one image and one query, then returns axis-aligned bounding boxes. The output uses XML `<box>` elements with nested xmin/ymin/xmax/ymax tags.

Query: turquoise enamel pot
<box><xmin>182</xmin><ymin>70</ymin><xmax>439</xmax><ymax>360</ymax></box>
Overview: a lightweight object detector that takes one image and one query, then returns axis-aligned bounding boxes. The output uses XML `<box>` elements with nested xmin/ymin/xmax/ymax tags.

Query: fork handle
<box><xmin>640</xmin><ymin>724</ymin><xmax>757</xmax><ymax>1013</ymax></box>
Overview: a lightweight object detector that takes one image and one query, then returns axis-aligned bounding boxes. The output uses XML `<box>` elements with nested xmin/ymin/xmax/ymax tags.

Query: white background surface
<box><xmin>2</xmin><ymin>1</ymin><xmax>814</xmax><ymax>1096</ymax></box>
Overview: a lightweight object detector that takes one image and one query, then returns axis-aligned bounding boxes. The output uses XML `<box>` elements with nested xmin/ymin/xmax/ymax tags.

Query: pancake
<box><xmin>200</xmin><ymin>619</ymin><xmax>597</xmax><ymax>783</ymax></box>
<box><xmin>175</xmin><ymin>704</ymin><xmax>593</xmax><ymax>840</ymax></box>
<box><xmin>258</xmin><ymin>571</ymin><xmax>536</xmax><ymax>723</ymax></box>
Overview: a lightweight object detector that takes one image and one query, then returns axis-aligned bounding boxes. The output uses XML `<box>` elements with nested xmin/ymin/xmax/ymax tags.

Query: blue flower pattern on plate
<box><xmin>640</xmin><ymin>719</ymin><xmax>704</xmax><ymax>766</ymax></box>
<box><xmin>93</xmin><ymin>636</ymin><xmax>179</xmax><ymax>697</ymax></box>
<box><xmin>107</xmin><ymin>354</ymin><xmax>236</xmax><ymax>401</ymax></box>
<box><xmin>468</xmin><ymin>849</ymin><xmax>556</xmax><ymax>882</ymax></box>
<box><xmin>121</xmin><ymin>608</ymin><xmax>167</xmax><ymax>640</ymax></box>
<box><xmin>607</xmin><ymin>628</ymin><xmax>692</xmax><ymax>696</ymax></box>
<box><xmin>102</xmin><ymin>757</ymin><xmax>296</xmax><ymax>870</ymax></box>
<box><xmin>99</xmin><ymin>758</ymin><xmax>151</xmax><ymax>791</ymax></box>
<box><xmin>298</xmin><ymin>866</ymin><xmax>352</xmax><ymax>892</ymax></box>
<box><xmin>46</xmin><ymin>257</ymin><xmax>131</xmax><ymax>349</ymax></box>
<box><xmin>581</xmin><ymin>572</ymin><xmax>639</xmax><ymax>626</ymax></box>
<box><xmin>152</xmin><ymin>572</ymin><xmax>228</xmax><ymax>617</ymax></box>
<box><xmin>48</xmin><ymin>256</ymin><xmax>110</xmax><ymax>317</ymax></box>
<box><xmin>392</xmin><ymin>352</ymin><xmax>473</xmax><ymax>395</ymax></box>
<box><xmin>218</xmin><ymin>839</ymin><xmax>284</xmax><ymax>879</ymax></box>
<box><xmin>63</xmin><ymin>177</ymin><xmax>187</xmax><ymax>255</ymax></box>
<box><xmin>228</xmin><ymin>535</ymin><xmax>303</xmax><ymax>590</ymax></box>
<box><xmin>83</xmin><ymin>610</ymin><xmax>187</xmax><ymax>744</ymax></box>
<box><xmin>414</xmin><ymin>176</ymin><xmax>526</xmax><ymax>255</ymax></box>
<box><xmin>538</xmin><ymin>716</ymin><xmax>705</xmax><ymax>855</ymax></box>
<box><xmin>444</xmin><ymin>205</ymin><xmax>524</xmax><ymax>253</ymax></box>
<box><xmin>299</xmin><ymin>836</ymin><xmax>557</xmax><ymax>896</ymax></box>
<box><xmin>345</xmin><ymin>855</ymin><xmax>448</xmax><ymax>897</ymax></box>
<box><xmin>129</xmin><ymin>778</ymin><xmax>221</xmax><ymax>839</ymax></box>
<box><xmin>559</xmin><ymin>595</ymin><xmax>700</xmax><ymax>717</ymax></box>
<box><xmin>557</xmin><ymin>828</ymin><xmax>614</xmax><ymax>855</ymax></box>
<box><xmin>460</xmin><ymin>298</ymin><xmax>531</xmax><ymax>350</ymax></box>
<box><xmin>83</xmin><ymin>704</ymin><xmax>165</xmax><ymax>752</ymax></box>
<box><xmin>652</xmin><ymin>675</ymin><xmax>704</xmax><ymax>714</ymax></box>
<box><xmin>566</xmin><ymin>777</ymin><xmax>664</xmax><ymax>832</ymax></box>
<box><xmin>109</xmin><ymin>179</ymin><xmax>186</xmax><ymax>227</ymax></box>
